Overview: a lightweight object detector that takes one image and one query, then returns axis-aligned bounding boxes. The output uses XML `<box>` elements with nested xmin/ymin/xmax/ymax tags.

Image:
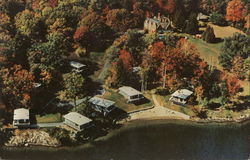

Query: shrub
<box><xmin>44</xmin><ymin>128</ymin><xmax>73</xmax><ymax>146</ymax></box>
<box><xmin>209</xmin><ymin>12</ymin><xmax>227</xmax><ymax>26</ymax></box>
<box><xmin>0</xmin><ymin>129</ymin><xmax>13</xmax><ymax>146</ymax></box>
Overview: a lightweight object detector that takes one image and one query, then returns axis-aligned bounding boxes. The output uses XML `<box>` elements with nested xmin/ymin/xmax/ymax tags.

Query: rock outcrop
<box><xmin>5</xmin><ymin>129</ymin><xmax>60</xmax><ymax>147</ymax></box>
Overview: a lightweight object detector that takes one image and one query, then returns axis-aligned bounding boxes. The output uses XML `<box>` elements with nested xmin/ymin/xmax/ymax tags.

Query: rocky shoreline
<box><xmin>5</xmin><ymin>129</ymin><xmax>60</xmax><ymax>147</ymax></box>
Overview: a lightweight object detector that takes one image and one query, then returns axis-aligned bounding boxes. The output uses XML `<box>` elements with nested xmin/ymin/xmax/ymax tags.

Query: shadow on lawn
<box><xmin>108</xmin><ymin>107</ymin><xmax>128</xmax><ymax>121</ymax></box>
<box><xmin>213</xmin><ymin>37</ymin><xmax>224</xmax><ymax>43</ymax></box>
<box><xmin>233</xmin><ymin>96</ymin><xmax>250</xmax><ymax>111</ymax></box>
<box><xmin>131</xmin><ymin>97</ymin><xmax>151</xmax><ymax>106</ymax></box>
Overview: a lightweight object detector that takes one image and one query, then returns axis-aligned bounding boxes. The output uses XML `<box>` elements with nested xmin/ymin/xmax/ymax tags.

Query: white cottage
<box><xmin>119</xmin><ymin>86</ymin><xmax>144</xmax><ymax>103</ymax></box>
<box><xmin>63</xmin><ymin>112</ymin><xmax>92</xmax><ymax>131</ymax></box>
<box><xmin>89</xmin><ymin>97</ymin><xmax>115</xmax><ymax>116</ymax></box>
<box><xmin>13</xmin><ymin>108</ymin><xmax>30</xmax><ymax>127</ymax></box>
<box><xmin>70</xmin><ymin>61</ymin><xmax>86</xmax><ymax>73</ymax></box>
<box><xmin>169</xmin><ymin>89</ymin><xmax>193</xmax><ymax>105</ymax></box>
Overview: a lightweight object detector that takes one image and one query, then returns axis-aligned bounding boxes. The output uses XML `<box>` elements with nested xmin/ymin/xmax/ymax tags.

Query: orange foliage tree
<box><xmin>118</xmin><ymin>49</ymin><xmax>133</xmax><ymax>72</ymax></box>
<box><xmin>156</xmin><ymin>0</ymin><xmax>175</xmax><ymax>14</ymax></box>
<box><xmin>226</xmin><ymin>0</ymin><xmax>245</xmax><ymax>23</ymax></box>
<box><xmin>150</xmin><ymin>41</ymin><xmax>167</xmax><ymax>59</ymax></box>
<box><xmin>224</xmin><ymin>75</ymin><xmax>241</xmax><ymax>97</ymax></box>
<box><xmin>0</xmin><ymin>65</ymin><xmax>35</xmax><ymax>109</ymax></box>
<box><xmin>48</xmin><ymin>0</ymin><xmax>58</xmax><ymax>8</ymax></box>
<box><xmin>73</xmin><ymin>26</ymin><xmax>88</xmax><ymax>43</ymax></box>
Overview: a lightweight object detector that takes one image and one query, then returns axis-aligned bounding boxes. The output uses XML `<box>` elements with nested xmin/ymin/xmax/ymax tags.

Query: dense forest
<box><xmin>0</xmin><ymin>0</ymin><xmax>249</xmax><ymax>116</ymax></box>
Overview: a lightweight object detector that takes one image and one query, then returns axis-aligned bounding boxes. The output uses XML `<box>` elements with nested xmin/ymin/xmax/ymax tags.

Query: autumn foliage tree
<box><xmin>106</xmin><ymin>60</ymin><xmax>127</xmax><ymax>88</ymax></box>
<box><xmin>106</xmin><ymin>9</ymin><xmax>135</xmax><ymax>32</ymax></box>
<box><xmin>231</xmin><ymin>55</ymin><xmax>246</xmax><ymax>79</ymax></box>
<box><xmin>156</xmin><ymin>0</ymin><xmax>175</xmax><ymax>14</ymax></box>
<box><xmin>223</xmin><ymin>74</ymin><xmax>241</xmax><ymax>97</ymax></box>
<box><xmin>226</xmin><ymin>0</ymin><xmax>245</xmax><ymax>24</ymax></box>
<box><xmin>57</xmin><ymin>72</ymin><xmax>85</xmax><ymax>108</ymax></box>
<box><xmin>118</xmin><ymin>49</ymin><xmax>133</xmax><ymax>72</ymax></box>
<box><xmin>105</xmin><ymin>48</ymin><xmax>135</xmax><ymax>88</ymax></box>
<box><xmin>0</xmin><ymin>65</ymin><xmax>35</xmax><ymax>110</ymax></box>
<box><xmin>73</xmin><ymin>26</ymin><xmax>89</xmax><ymax>49</ymax></box>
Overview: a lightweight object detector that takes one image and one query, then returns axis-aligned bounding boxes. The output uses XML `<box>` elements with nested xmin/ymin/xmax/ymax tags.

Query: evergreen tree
<box><xmin>184</xmin><ymin>13</ymin><xmax>199</xmax><ymax>35</ymax></box>
<box><xmin>202</xmin><ymin>26</ymin><xmax>216</xmax><ymax>43</ymax></box>
<box><xmin>172</xmin><ymin>0</ymin><xmax>186</xmax><ymax>30</ymax></box>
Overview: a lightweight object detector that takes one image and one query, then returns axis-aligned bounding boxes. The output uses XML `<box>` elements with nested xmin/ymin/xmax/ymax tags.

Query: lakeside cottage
<box><xmin>63</xmin><ymin>112</ymin><xmax>92</xmax><ymax>131</ymax></box>
<box><xmin>89</xmin><ymin>97</ymin><xmax>116</xmax><ymax>116</ymax></box>
<box><xmin>119</xmin><ymin>86</ymin><xmax>144</xmax><ymax>103</ymax></box>
<box><xmin>13</xmin><ymin>108</ymin><xmax>30</xmax><ymax>127</ymax></box>
<box><xmin>169</xmin><ymin>89</ymin><xmax>193</xmax><ymax>105</ymax></box>
<box><xmin>70</xmin><ymin>61</ymin><xmax>86</xmax><ymax>73</ymax></box>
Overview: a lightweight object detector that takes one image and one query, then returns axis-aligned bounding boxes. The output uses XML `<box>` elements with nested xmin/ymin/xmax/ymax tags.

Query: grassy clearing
<box><xmin>36</xmin><ymin>113</ymin><xmax>62</xmax><ymax>123</ymax></box>
<box><xmin>209</xmin><ymin>24</ymin><xmax>246</xmax><ymax>39</ymax></box>
<box><xmin>188</xmin><ymin>36</ymin><xmax>223</xmax><ymax>69</ymax></box>
<box><xmin>102</xmin><ymin>89</ymin><xmax>153</xmax><ymax>113</ymax></box>
<box><xmin>154</xmin><ymin>94</ymin><xmax>196</xmax><ymax>117</ymax></box>
<box><xmin>188</xmin><ymin>24</ymin><xmax>245</xmax><ymax>69</ymax></box>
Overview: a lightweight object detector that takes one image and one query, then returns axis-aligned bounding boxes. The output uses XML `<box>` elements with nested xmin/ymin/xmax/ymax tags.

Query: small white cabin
<box><xmin>119</xmin><ymin>86</ymin><xmax>144</xmax><ymax>103</ymax></box>
<box><xmin>13</xmin><ymin>108</ymin><xmax>30</xmax><ymax>127</ymax></box>
<box><xmin>169</xmin><ymin>89</ymin><xmax>193</xmax><ymax>105</ymax></box>
<box><xmin>70</xmin><ymin>61</ymin><xmax>86</xmax><ymax>73</ymax></box>
<box><xmin>197</xmin><ymin>13</ymin><xmax>209</xmax><ymax>21</ymax></box>
<box><xmin>89</xmin><ymin>97</ymin><xmax>116</xmax><ymax>116</ymax></box>
<box><xmin>132</xmin><ymin>67</ymin><xmax>141</xmax><ymax>73</ymax></box>
<box><xmin>63</xmin><ymin>112</ymin><xmax>92</xmax><ymax>131</ymax></box>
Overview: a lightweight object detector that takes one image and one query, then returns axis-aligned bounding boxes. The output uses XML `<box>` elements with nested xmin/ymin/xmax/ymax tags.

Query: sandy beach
<box><xmin>123</xmin><ymin>95</ymin><xmax>190</xmax><ymax>122</ymax></box>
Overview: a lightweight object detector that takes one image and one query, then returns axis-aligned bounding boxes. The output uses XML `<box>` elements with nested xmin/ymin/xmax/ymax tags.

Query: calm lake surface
<box><xmin>1</xmin><ymin>120</ymin><xmax>250</xmax><ymax>160</ymax></box>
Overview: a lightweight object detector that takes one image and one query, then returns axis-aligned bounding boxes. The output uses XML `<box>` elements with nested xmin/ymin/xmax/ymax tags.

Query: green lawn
<box><xmin>188</xmin><ymin>36</ymin><xmax>223</xmax><ymax>69</ymax></box>
<box><xmin>89</xmin><ymin>52</ymin><xmax>106</xmax><ymax>81</ymax></box>
<box><xmin>102</xmin><ymin>89</ymin><xmax>153</xmax><ymax>113</ymax></box>
<box><xmin>36</xmin><ymin>113</ymin><xmax>62</xmax><ymax>123</ymax></box>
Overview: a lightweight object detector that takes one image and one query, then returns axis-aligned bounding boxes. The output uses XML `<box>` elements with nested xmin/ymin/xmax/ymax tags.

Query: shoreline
<box><xmin>120</xmin><ymin>113</ymin><xmax>250</xmax><ymax>125</ymax></box>
<box><xmin>1</xmin><ymin>117</ymin><xmax>250</xmax><ymax>151</ymax></box>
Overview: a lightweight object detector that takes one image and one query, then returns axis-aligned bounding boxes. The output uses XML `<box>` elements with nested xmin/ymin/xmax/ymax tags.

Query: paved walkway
<box><xmin>30</xmin><ymin>122</ymin><xmax>63</xmax><ymax>128</ymax></box>
<box><xmin>127</xmin><ymin>95</ymin><xmax>190</xmax><ymax>121</ymax></box>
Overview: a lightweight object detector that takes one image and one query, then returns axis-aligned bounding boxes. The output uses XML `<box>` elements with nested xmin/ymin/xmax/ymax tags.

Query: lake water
<box><xmin>1</xmin><ymin>120</ymin><xmax>250</xmax><ymax>160</ymax></box>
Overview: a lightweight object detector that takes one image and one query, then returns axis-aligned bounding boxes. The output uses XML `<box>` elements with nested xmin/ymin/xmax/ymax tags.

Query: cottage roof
<box><xmin>33</xmin><ymin>83</ymin><xmax>42</xmax><ymax>88</ymax></box>
<box><xmin>70</xmin><ymin>61</ymin><xmax>86</xmax><ymax>69</ymax></box>
<box><xmin>64</xmin><ymin>112</ymin><xmax>92</xmax><ymax>126</ymax></box>
<box><xmin>132</xmin><ymin>67</ymin><xmax>141</xmax><ymax>73</ymax></box>
<box><xmin>14</xmin><ymin>108</ymin><xmax>29</xmax><ymax>120</ymax></box>
<box><xmin>89</xmin><ymin>97</ymin><xmax>115</xmax><ymax>108</ymax></box>
<box><xmin>119</xmin><ymin>86</ymin><xmax>142</xmax><ymax>97</ymax></box>
<box><xmin>197</xmin><ymin>13</ymin><xmax>209</xmax><ymax>20</ymax></box>
<box><xmin>69</xmin><ymin>98</ymin><xmax>86</xmax><ymax>106</ymax></box>
<box><xmin>172</xmin><ymin>89</ymin><xmax>193</xmax><ymax>100</ymax></box>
